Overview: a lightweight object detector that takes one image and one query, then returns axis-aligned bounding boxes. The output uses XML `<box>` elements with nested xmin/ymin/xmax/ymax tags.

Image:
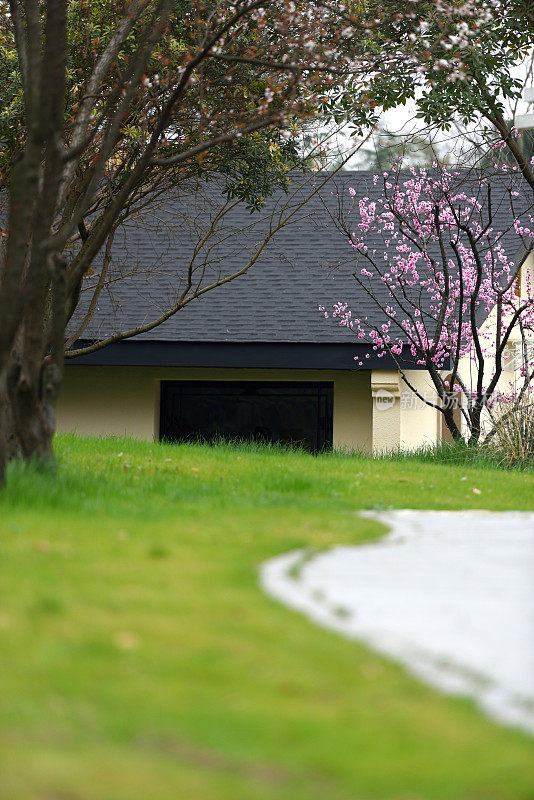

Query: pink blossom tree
<box><xmin>321</xmin><ymin>166</ymin><xmax>534</xmax><ymax>445</ymax></box>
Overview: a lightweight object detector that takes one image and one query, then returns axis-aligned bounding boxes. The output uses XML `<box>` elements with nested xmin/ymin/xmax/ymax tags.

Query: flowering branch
<box><xmin>321</xmin><ymin>164</ymin><xmax>534</xmax><ymax>444</ymax></box>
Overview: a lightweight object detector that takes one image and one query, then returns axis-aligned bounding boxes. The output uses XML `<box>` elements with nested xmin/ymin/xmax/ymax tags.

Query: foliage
<box><xmin>484</xmin><ymin>396</ymin><xmax>534</xmax><ymax>466</ymax></box>
<box><xmin>0</xmin><ymin>0</ymin><xmax>308</xmax><ymax>207</ymax></box>
<box><xmin>390</xmin><ymin>0</ymin><xmax>531</xmax><ymax>129</ymax></box>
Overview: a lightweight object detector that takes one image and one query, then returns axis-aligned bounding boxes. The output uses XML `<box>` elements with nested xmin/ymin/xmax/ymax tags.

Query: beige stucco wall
<box><xmin>57</xmin><ymin>365</ymin><xmax>373</xmax><ymax>451</ymax></box>
<box><xmin>400</xmin><ymin>370</ymin><xmax>440</xmax><ymax>449</ymax></box>
<box><xmin>370</xmin><ymin>369</ymin><xmax>439</xmax><ymax>453</ymax></box>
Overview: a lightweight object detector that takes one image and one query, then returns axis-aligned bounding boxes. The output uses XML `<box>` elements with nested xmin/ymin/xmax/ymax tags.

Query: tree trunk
<box><xmin>0</xmin><ymin>367</ymin><xmax>23</xmax><ymax>487</ymax></box>
<box><xmin>0</xmin><ymin>374</ymin><xmax>11</xmax><ymax>488</ymax></box>
<box><xmin>0</xmin><ymin>352</ymin><xmax>62</xmax><ymax>488</ymax></box>
<box><xmin>441</xmin><ymin>395</ymin><xmax>463</xmax><ymax>442</ymax></box>
<box><xmin>468</xmin><ymin>404</ymin><xmax>483</xmax><ymax>447</ymax></box>
<box><xmin>13</xmin><ymin>361</ymin><xmax>60</xmax><ymax>460</ymax></box>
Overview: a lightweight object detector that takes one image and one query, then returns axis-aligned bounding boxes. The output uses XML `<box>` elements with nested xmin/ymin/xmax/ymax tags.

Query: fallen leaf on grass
<box><xmin>473</xmin><ymin>487</ymin><xmax>482</xmax><ymax>495</ymax></box>
<box><xmin>114</xmin><ymin>631</ymin><xmax>139</xmax><ymax>651</ymax></box>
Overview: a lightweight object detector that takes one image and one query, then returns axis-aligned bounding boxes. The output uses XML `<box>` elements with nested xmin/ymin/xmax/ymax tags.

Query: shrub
<box><xmin>484</xmin><ymin>399</ymin><xmax>534</xmax><ymax>467</ymax></box>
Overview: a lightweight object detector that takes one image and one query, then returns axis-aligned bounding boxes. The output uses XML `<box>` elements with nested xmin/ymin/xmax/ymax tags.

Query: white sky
<box><xmin>324</xmin><ymin>56</ymin><xmax>534</xmax><ymax>169</ymax></box>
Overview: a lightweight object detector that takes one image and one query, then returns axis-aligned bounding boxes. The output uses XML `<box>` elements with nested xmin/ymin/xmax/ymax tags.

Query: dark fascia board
<box><xmin>66</xmin><ymin>339</ymin><xmax>432</xmax><ymax>371</ymax></box>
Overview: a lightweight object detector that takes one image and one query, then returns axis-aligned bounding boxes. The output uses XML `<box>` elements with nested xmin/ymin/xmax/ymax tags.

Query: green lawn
<box><xmin>1</xmin><ymin>435</ymin><xmax>533</xmax><ymax>800</ymax></box>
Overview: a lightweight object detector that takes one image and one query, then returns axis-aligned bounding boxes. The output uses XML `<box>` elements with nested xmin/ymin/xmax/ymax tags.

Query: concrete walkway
<box><xmin>260</xmin><ymin>510</ymin><xmax>534</xmax><ymax>735</ymax></box>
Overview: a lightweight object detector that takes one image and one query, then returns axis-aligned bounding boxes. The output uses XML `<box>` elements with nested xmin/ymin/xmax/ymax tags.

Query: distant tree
<box><xmin>350</xmin><ymin>124</ymin><xmax>453</xmax><ymax>171</ymax></box>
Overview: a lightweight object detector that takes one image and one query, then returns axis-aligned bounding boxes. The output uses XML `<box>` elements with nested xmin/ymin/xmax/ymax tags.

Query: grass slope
<box><xmin>0</xmin><ymin>435</ymin><xmax>533</xmax><ymax>800</ymax></box>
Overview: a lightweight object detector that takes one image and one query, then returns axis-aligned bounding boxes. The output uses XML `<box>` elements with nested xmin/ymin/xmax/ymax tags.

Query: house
<box><xmin>56</xmin><ymin>171</ymin><xmax>531</xmax><ymax>453</ymax></box>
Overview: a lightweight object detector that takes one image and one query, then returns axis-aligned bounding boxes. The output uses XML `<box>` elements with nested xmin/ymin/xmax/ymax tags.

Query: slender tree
<box><xmin>321</xmin><ymin>166</ymin><xmax>534</xmax><ymax>444</ymax></box>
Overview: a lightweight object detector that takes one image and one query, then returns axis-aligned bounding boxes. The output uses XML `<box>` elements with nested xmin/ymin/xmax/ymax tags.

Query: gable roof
<box><xmin>70</xmin><ymin>169</ymin><xmax>530</xmax><ymax>359</ymax></box>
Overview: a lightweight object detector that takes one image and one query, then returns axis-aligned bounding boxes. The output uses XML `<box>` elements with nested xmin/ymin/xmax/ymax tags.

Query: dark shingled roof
<box><xmin>72</xmin><ymin>170</ymin><xmax>529</xmax><ymax>347</ymax></box>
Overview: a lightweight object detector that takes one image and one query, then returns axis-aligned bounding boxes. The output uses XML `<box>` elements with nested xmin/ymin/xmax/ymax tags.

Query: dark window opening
<box><xmin>159</xmin><ymin>380</ymin><xmax>333</xmax><ymax>453</ymax></box>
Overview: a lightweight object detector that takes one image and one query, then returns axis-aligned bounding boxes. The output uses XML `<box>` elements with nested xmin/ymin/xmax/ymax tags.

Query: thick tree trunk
<box><xmin>0</xmin><ymin>352</ymin><xmax>62</xmax><ymax>488</ymax></box>
<box><xmin>9</xmin><ymin>363</ymin><xmax>55</xmax><ymax>463</ymax></box>
<box><xmin>0</xmin><ymin>367</ymin><xmax>22</xmax><ymax>487</ymax></box>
